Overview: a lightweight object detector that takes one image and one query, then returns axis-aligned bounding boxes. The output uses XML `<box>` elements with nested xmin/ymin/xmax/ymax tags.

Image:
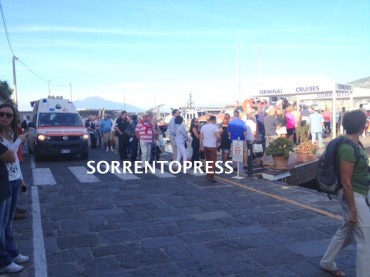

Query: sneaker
<box><xmin>0</xmin><ymin>262</ymin><xmax>23</xmax><ymax>273</ymax></box>
<box><xmin>106</xmin><ymin>147</ymin><xmax>109</xmax><ymax>152</ymax></box>
<box><xmin>14</xmin><ymin>254</ymin><xmax>30</xmax><ymax>263</ymax></box>
<box><xmin>110</xmin><ymin>148</ymin><xmax>114</xmax><ymax>152</ymax></box>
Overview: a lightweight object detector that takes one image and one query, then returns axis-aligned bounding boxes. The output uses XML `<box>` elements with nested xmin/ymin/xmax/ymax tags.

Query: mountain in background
<box><xmin>73</xmin><ymin>96</ymin><xmax>142</xmax><ymax>112</ymax></box>
<box><xmin>349</xmin><ymin>76</ymin><xmax>370</xmax><ymax>88</ymax></box>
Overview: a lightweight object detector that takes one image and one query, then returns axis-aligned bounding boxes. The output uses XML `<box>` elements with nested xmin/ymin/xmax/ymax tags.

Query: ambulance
<box><xmin>27</xmin><ymin>97</ymin><xmax>89</xmax><ymax>160</ymax></box>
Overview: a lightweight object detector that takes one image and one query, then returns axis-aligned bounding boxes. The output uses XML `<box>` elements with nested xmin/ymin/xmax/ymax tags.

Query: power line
<box><xmin>18</xmin><ymin>59</ymin><xmax>69</xmax><ymax>87</ymax></box>
<box><xmin>0</xmin><ymin>0</ymin><xmax>15</xmax><ymax>56</ymax></box>
<box><xmin>1</xmin><ymin>1</ymin><xmax>70</xmax><ymax>90</ymax></box>
<box><xmin>17</xmin><ymin>59</ymin><xmax>50</xmax><ymax>83</ymax></box>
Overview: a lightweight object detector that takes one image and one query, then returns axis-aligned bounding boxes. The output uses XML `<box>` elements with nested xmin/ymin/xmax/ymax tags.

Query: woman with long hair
<box><xmin>0</xmin><ymin>103</ymin><xmax>29</xmax><ymax>273</ymax></box>
<box><xmin>189</xmin><ymin>118</ymin><xmax>200</xmax><ymax>165</ymax></box>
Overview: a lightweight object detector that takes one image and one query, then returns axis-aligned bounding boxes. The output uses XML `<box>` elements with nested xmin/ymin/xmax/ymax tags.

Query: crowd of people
<box><xmin>81</xmin><ymin>101</ymin><xmax>368</xmax><ymax>182</ymax></box>
<box><xmin>83</xmin><ymin>110</ymin><xmax>165</xmax><ymax>164</ymax></box>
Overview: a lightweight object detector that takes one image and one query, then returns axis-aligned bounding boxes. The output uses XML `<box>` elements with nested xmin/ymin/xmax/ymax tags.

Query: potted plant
<box><xmin>265</xmin><ymin>137</ymin><xmax>294</xmax><ymax>169</ymax></box>
<box><xmin>295</xmin><ymin>140</ymin><xmax>319</xmax><ymax>163</ymax></box>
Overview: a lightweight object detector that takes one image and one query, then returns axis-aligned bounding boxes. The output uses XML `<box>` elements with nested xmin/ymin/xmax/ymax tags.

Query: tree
<box><xmin>0</xmin><ymin>80</ymin><xmax>14</xmax><ymax>105</ymax></box>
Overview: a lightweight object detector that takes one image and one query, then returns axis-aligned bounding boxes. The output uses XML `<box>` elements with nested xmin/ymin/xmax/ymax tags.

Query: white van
<box><xmin>27</xmin><ymin>97</ymin><xmax>89</xmax><ymax>160</ymax></box>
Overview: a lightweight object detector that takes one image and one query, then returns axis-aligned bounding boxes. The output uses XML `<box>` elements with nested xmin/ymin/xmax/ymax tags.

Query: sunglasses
<box><xmin>0</xmin><ymin>112</ymin><xmax>14</xmax><ymax>119</ymax></box>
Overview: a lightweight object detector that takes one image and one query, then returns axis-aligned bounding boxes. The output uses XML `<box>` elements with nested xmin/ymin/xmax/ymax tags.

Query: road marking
<box><xmin>187</xmin><ymin>170</ymin><xmax>206</xmax><ymax>176</ymax></box>
<box><xmin>30</xmin><ymin>154</ymin><xmax>36</xmax><ymax>169</ymax></box>
<box><xmin>151</xmin><ymin>171</ymin><xmax>176</xmax><ymax>178</ymax></box>
<box><xmin>100</xmin><ymin>165</ymin><xmax>140</xmax><ymax>180</ymax></box>
<box><xmin>216</xmin><ymin>176</ymin><xmax>343</xmax><ymax>221</ymax></box>
<box><xmin>32</xmin><ymin>186</ymin><xmax>48</xmax><ymax>277</ymax></box>
<box><xmin>32</xmin><ymin>168</ymin><xmax>57</xmax><ymax>186</ymax></box>
<box><xmin>68</xmin><ymin>166</ymin><xmax>100</xmax><ymax>183</ymax></box>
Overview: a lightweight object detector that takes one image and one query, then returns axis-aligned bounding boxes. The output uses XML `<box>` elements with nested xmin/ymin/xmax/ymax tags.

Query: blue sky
<box><xmin>1</xmin><ymin>0</ymin><xmax>369</xmax><ymax>111</ymax></box>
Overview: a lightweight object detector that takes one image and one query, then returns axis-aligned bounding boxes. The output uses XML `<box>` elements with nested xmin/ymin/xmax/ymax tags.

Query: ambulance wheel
<box><xmin>81</xmin><ymin>152</ymin><xmax>89</xmax><ymax>160</ymax></box>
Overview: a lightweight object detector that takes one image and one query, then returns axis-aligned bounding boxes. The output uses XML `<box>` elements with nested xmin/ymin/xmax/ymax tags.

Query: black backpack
<box><xmin>316</xmin><ymin>136</ymin><xmax>362</xmax><ymax>198</ymax></box>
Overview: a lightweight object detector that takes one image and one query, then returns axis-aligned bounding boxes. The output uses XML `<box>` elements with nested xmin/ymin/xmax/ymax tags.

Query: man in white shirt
<box><xmin>308</xmin><ymin>106</ymin><xmax>325</xmax><ymax>147</ymax></box>
<box><xmin>200</xmin><ymin>115</ymin><xmax>220</xmax><ymax>183</ymax></box>
<box><xmin>168</xmin><ymin>109</ymin><xmax>181</xmax><ymax>161</ymax></box>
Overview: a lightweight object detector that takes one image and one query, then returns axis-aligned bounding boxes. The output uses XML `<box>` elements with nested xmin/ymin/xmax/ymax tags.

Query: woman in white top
<box><xmin>174</xmin><ymin>116</ymin><xmax>188</xmax><ymax>163</ymax></box>
<box><xmin>0</xmin><ymin>103</ymin><xmax>29</xmax><ymax>273</ymax></box>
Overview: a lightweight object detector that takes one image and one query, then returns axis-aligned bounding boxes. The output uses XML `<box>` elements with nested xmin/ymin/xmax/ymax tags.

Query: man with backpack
<box><xmin>319</xmin><ymin>110</ymin><xmax>370</xmax><ymax>277</ymax></box>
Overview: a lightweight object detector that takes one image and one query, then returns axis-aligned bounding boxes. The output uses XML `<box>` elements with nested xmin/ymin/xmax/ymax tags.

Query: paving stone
<box><xmin>177</xmin><ymin>219</ymin><xmax>225</xmax><ymax>232</ymax></box>
<box><xmin>135</xmin><ymin>223</ymin><xmax>181</xmax><ymax>238</ymax></box>
<box><xmin>185</xmin><ymin>243</ymin><xmax>214</xmax><ymax>258</ymax></box>
<box><xmin>77</xmin><ymin>256</ymin><xmax>124</xmax><ymax>276</ymax></box>
<box><xmin>57</xmin><ymin>233</ymin><xmax>100</xmax><ymax>249</ymax></box>
<box><xmin>241</xmin><ymin>232</ymin><xmax>289</xmax><ymax>248</ymax></box>
<box><xmin>48</xmin><ymin>247</ymin><xmax>92</xmax><ymax>264</ymax></box>
<box><xmin>130</xmin><ymin>263</ymin><xmax>186</xmax><ymax>277</ymax></box>
<box><xmin>47</xmin><ymin>262</ymin><xmax>79</xmax><ymax>277</ymax></box>
<box><xmin>117</xmin><ymin>249</ymin><xmax>171</xmax><ymax>268</ymax></box>
<box><xmin>142</xmin><ymin>236</ymin><xmax>184</xmax><ymax>249</ymax></box>
<box><xmin>286</xmin><ymin>239</ymin><xmax>332</xmax><ymax>258</ymax></box>
<box><xmin>178</xmin><ymin>259</ymin><xmax>224</xmax><ymax>277</ymax></box>
<box><xmin>164</xmin><ymin>245</ymin><xmax>193</xmax><ymax>261</ymax></box>
<box><xmin>157</xmin><ymin>214</ymin><xmax>193</xmax><ymax>224</ymax></box>
<box><xmin>98</xmin><ymin>230</ymin><xmax>141</xmax><ymax>244</ymax></box>
<box><xmin>206</xmin><ymin>238</ymin><xmax>252</xmax><ymax>254</ymax></box>
<box><xmin>91</xmin><ymin>242</ymin><xmax>142</xmax><ymax>258</ymax></box>
<box><xmin>190</xmin><ymin>210</ymin><xmax>232</xmax><ymax>221</ymax></box>
<box><xmin>245</xmin><ymin>246</ymin><xmax>304</xmax><ymax>266</ymax></box>
<box><xmin>262</xmin><ymin>264</ymin><xmax>301</xmax><ymax>277</ymax></box>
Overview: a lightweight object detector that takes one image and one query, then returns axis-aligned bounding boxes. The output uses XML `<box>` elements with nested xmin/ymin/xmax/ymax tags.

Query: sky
<box><xmin>1</xmin><ymin>0</ymin><xmax>370</xmax><ymax>112</ymax></box>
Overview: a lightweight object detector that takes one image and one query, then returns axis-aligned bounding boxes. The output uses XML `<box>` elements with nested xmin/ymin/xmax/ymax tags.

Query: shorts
<box><xmin>287</xmin><ymin>128</ymin><xmax>295</xmax><ymax>136</ymax></box>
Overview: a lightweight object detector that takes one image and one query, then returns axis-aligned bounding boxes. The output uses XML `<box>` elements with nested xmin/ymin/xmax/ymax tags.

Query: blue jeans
<box><xmin>0</xmin><ymin>179</ymin><xmax>21</xmax><ymax>268</ymax></box>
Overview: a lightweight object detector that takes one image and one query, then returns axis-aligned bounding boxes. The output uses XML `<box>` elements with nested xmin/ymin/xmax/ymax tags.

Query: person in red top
<box><xmin>135</xmin><ymin>113</ymin><xmax>153</xmax><ymax>164</ymax></box>
<box><xmin>322</xmin><ymin>108</ymin><xmax>332</xmax><ymax>134</ymax></box>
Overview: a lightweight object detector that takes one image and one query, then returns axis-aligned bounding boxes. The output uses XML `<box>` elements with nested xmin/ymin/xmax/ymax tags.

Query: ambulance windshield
<box><xmin>38</xmin><ymin>113</ymin><xmax>83</xmax><ymax>127</ymax></box>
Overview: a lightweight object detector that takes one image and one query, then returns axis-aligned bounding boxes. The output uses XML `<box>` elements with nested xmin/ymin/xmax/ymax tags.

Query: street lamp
<box><xmin>48</xmin><ymin>80</ymin><xmax>52</xmax><ymax>97</ymax></box>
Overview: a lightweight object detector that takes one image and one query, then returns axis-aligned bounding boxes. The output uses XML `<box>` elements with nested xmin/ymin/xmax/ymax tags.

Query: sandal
<box><xmin>320</xmin><ymin>266</ymin><xmax>345</xmax><ymax>277</ymax></box>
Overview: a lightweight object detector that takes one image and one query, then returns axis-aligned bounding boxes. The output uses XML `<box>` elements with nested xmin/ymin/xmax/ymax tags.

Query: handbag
<box><xmin>253</xmin><ymin>143</ymin><xmax>263</xmax><ymax>153</ymax></box>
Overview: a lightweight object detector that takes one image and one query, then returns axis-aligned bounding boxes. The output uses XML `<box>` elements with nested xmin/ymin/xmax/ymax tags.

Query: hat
<box><xmin>142</xmin><ymin>112</ymin><xmax>149</xmax><ymax>117</ymax></box>
<box><xmin>314</xmin><ymin>106</ymin><xmax>320</xmax><ymax>111</ymax></box>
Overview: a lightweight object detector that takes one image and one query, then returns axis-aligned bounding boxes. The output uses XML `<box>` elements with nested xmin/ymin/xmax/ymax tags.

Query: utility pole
<box><xmin>69</xmin><ymin>83</ymin><xmax>72</xmax><ymax>101</ymax></box>
<box><xmin>123</xmin><ymin>91</ymin><xmax>126</xmax><ymax>111</ymax></box>
<box><xmin>48</xmin><ymin>80</ymin><xmax>52</xmax><ymax>97</ymax></box>
<box><xmin>237</xmin><ymin>37</ymin><xmax>241</xmax><ymax>101</ymax></box>
<box><xmin>12</xmin><ymin>56</ymin><xmax>18</xmax><ymax>108</ymax></box>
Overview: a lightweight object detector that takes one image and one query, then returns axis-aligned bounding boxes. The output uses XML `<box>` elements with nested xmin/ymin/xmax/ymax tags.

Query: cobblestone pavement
<box><xmin>8</xmin><ymin>137</ymin><xmax>370</xmax><ymax>277</ymax></box>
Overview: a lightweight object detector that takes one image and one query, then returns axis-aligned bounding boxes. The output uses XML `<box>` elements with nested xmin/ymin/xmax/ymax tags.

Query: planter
<box><xmin>272</xmin><ymin>155</ymin><xmax>289</xmax><ymax>169</ymax></box>
<box><xmin>296</xmin><ymin>151</ymin><xmax>316</xmax><ymax>163</ymax></box>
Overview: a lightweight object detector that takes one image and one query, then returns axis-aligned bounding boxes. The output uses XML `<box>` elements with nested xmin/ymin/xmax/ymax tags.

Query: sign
<box><xmin>253</xmin><ymin>81</ymin><xmax>352</xmax><ymax>98</ymax></box>
<box><xmin>232</xmin><ymin>140</ymin><xmax>243</xmax><ymax>163</ymax></box>
<box><xmin>335</xmin><ymin>83</ymin><xmax>352</xmax><ymax>91</ymax></box>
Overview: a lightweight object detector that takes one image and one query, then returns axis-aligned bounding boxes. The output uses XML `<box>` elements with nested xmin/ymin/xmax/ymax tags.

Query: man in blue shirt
<box><xmin>228</xmin><ymin>110</ymin><xmax>248</xmax><ymax>169</ymax></box>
